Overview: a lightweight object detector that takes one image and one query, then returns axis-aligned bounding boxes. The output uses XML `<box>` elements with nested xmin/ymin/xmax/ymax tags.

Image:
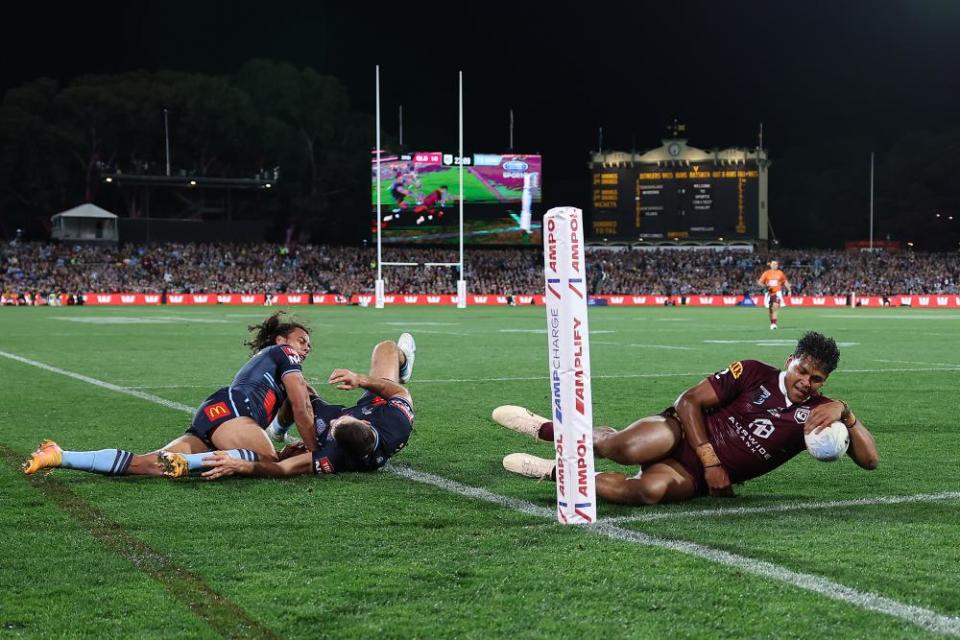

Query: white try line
<box><xmin>392</xmin><ymin>466</ymin><xmax>960</xmax><ymax>637</ymax></box>
<box><xmin>602</xmin><ymin>491</ymin><xmax>960</xmax><ymax>524</ymax></box>
<box><xmin>410</xmin><ymin>366</ymin><xmax>960</xmax><ymax>384</ymax></box>
<box><xmin>2</xmin><ymin>349</ymin><xmax>959</xmax><ymax>636</ymax></box>
<box><xmin>874</xmin><ymin>358</ymin><xmax>960</xmax><ymax>368</ymax></box>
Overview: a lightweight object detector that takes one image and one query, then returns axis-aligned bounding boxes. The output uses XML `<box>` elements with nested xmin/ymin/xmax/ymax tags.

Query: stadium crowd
<box><xmin>2</xmin><ymin>241</ymin><xmax>959</xmax><ymax>300</ymax></box>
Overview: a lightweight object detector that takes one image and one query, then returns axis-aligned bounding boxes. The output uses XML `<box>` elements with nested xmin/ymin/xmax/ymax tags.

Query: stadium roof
<box><xmin>52</xmin><ymin>203</ymin><xmax>118</xmax><ymax>219</ymax></box>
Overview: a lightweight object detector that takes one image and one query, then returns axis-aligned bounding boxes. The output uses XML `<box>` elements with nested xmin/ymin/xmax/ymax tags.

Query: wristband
<box><xmin>696</xmin><ymin>442</ymin><xmax>721</xmax><ymax>468</ymax></box>
<box><xmin>838</xmin><ymin>400</ymin><xmax>856</xmax><ymax>428</ymax></box>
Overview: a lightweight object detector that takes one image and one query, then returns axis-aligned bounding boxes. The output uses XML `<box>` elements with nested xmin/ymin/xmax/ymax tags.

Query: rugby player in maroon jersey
<box><xmin>494</xmin><ymin>332</ymin><xmax>879</xmax><ymax>505</ymax></box>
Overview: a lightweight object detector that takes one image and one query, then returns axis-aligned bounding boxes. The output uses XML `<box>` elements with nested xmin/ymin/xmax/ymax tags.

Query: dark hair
<box><xmin>244</xmin><ymin>311</ymin><xmax>309</xmax><ymax>354</ymax></box>
<box><xmin>333</xmin><ymin>419</ymin><xmax>376</xmax><ymax>456</ymax></box>
<box><xmin>794</xmin><ymin>331</ymin><xmax>840</xmax><ymax>374</ymax></box>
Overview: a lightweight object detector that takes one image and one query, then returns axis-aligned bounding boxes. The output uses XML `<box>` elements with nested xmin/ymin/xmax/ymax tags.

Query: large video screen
<box><xmin>589</xmin><ymin>163</ymin><xmax>759</xmax><ymax>240</ymax></box>
<box><xmin>371</xmin><ymin>150</ymin><xmax>543</xmax><ymax>245</ymax></box>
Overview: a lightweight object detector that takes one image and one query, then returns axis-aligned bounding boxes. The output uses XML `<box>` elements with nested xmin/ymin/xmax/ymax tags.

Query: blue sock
<box><xmin>60</xmin><ymin>449</ymin><xmax>133</xmax><ymax>475</ymax></box>
<box><xmin>180</xmin><ymin>449</ymin><xmax>260</xmax><ymax>471</ymax></box>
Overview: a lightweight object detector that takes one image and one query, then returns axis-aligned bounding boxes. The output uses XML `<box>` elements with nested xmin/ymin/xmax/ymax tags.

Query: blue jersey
<box><xmin>310</xmin><ymin>393</ymin><xmax>414</xmax><ymax>474</ymax></box>
<box><xmin>229</xmin><ymin>344</ymin><xmax>304</xmax><ymax>427</ymax></box>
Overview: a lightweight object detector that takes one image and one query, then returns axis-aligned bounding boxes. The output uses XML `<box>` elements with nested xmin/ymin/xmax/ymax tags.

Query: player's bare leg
<box><xmin>157</xmin><ymin>417</ymin><xmax>279</xmax><ymax>478</ymax></box>
<box><xmin>769</xmin><ymin>301</ymin><xmax>780</xmax><ymax>329</ymax></box>
<box><xmin>368</xmin><ymin>340</ymin><xmax>403</xmax><ymax>382</ymax></box>
<box><xmin>118</xmin><ymin>434</ymin><xmax>210</xmax><ymax>476</ymax></box>
<box><xmin>593</xmin><ymin>414</ymin><xmax>682</xmax><ymax>466</ymax></box>
<box><xmin>595</xmin><ymin>460</ymin><xmax>698</xmax><ymax>505</ymax></box>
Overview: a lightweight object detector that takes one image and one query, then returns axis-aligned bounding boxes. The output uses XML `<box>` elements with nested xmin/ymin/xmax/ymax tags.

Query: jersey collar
<box><xmin>778</xmin><ymin>371</ymin><xmax>795</xmax><ymax>407</ymax></box>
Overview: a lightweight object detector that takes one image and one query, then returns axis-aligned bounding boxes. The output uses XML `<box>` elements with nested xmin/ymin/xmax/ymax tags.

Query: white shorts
<box><xmin>764</xmin><ymin>291</ymin><xmax>785</xmax><ymax>308</ymax></box>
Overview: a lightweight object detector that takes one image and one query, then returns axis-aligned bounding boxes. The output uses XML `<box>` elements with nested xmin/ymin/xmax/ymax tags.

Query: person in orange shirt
<box><xmin>758</xmin><ymin>260</ymin><xmax>791</xmax><ymax>329</ymax></box>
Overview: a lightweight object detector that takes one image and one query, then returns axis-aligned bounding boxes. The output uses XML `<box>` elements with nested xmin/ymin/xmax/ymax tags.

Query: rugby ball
<box><xmin>805</xmin><ymin>421</ymin><xmax>850</xmax><ymax>462</ymax></box>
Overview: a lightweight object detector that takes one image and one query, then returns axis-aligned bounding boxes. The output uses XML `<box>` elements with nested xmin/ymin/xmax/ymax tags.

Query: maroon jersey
<box><xmin>422</xmin><ymin>189</ymin><xmax>444</xmax><ymax>208</ymax></box>
<box><xmin>705</xmin><ymin>360</ymin><xmax>832</xmax><ymax>483</ymax></box>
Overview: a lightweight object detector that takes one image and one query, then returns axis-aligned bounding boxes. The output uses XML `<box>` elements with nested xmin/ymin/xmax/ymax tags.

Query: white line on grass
<box><xmin>874</xmin><ymin>358</ymin><xmax>960</xmax><ymax>368</ymax></box>
<box><xmin>3</xmin><ymin>350</ymin><xmax>959</xmax><ymax>636</ymax></box>
<box><xmin>594</xmin><ymin>341</ymin><xmax>695</xmax><ymax>351</ymax></box>
<box><xmin>602</xmin><ymin>491</ymin><xmax>960</xmax><ymax>524</ymax></box>
<box><xmin>391</xmin><ymin>466</ymin><xmax>960</xmax><ymax>637</ymax></box>
<box><xmin>0</xmin><ymin>351</ymin><xmax>195</xmax><ymax>413</ymax></box>
<box><xmin>411</xmin><ymin>366</ymin><xmax>960</xmax><ymax>384</ymax></box>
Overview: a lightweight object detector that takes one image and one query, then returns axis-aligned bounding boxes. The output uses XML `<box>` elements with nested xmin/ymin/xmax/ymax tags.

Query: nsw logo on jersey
<box><xmin>314</xmin><ymin>456</ymin><xmax>334</xmax><ymax>474</ymax></box>
<box><xmin>280</xmin><ymin>345</ymin><xmax>302</xmax><ymax>365</ymax></box>
<box><xmin>388</xmin><ymin>398</ymin><xmax>415</xmax><ymax>423</ymax></box>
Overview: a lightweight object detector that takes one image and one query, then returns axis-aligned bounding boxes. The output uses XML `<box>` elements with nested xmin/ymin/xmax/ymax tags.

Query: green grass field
<box><xmin>373</xmin><ymin>167</ymin><xmax>499</xmax><ymax>205</ymax></box>
<box><xmin>1</xmin><ymin>305</ymin><xmax>959</xmax><ymax>639</ymax></box>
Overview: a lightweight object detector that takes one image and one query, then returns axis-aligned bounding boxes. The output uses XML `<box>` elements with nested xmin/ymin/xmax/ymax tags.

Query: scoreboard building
<box><xmin>589</xmin><ymin>134</ymin><xmax>769</xmax><ymax>244</ymax></box>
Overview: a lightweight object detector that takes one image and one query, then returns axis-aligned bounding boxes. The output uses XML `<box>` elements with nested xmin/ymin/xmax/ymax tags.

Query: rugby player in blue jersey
<box><xmin>22</xmin><ymin>312</ymin><xmax>317</xmax><ymax>477</ymax></box>
<box><xmin>198</xmin><ymin>334</ymin><xmax>416</xmax><ymax>479</ymax></box>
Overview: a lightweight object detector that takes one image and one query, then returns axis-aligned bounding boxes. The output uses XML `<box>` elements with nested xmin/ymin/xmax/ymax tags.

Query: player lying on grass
<box><xmin>23</xmin><ymin>317</ymin><xmax>415</xmax><ymax>480</ymax></box>
<box><xmin>23</xmin><ymin>311</ymin><xmax>315</xmax><ymax>477</ymax></box>
<box><xmin>494</xmin><ymin>331</ymin><xmax>879</xmax><ymax>505</ymax></box>
<box><xmin>197</xmin><ymin>333</ymin><xmax>416</xmax><ymax>479</ymax></box>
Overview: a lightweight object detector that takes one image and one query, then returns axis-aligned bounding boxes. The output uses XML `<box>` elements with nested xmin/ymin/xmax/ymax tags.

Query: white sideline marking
<box><xmin>820</xmin><ymin>314</ymin><xmax>960</xmax><ymax>320</ymax></box>
<box><xmin>411</xmin><ymin>366</ymin><xmax>960</xmax><ymax>384</ymax></box>
<box><xmin>874</xmin><ymin>358</ymin><xmax>960</xmax><ymax>368</ymax></box>
<box><xmin>391</xmin><ymin>466</ymin><xmax>960</xmax><ymax>637</ymax></box>
<box><xmin>0</xmin><ymin>351</ymin><xmax>195</xmax><ymax>413</ymax></box>
<box><xmin>704</xmin><ymin>339</ymin><xmax>860</xmax><ymax>347</ymax></box>
<box><xmin>52</xmin><ymin>316</ymin><xmax>230</xmax><ymax>325</ymax></box>
<box><xmin>381</xmin><ymin>322</ymin><xmax>461</xmax><ymax>326</ymax></box>
<box><xmin>603</xmin><ymin>491</ymin><xmax>960</xmax><ymax>524</ymax></box>
<box><xmin>594</xmin><ymin>341</ymin><xmax>695</xmax><ymax>351</ymax></box>
<box><xmin>3</xmin><ymin>349</ymin><xmax>959</xmax><ymax>636</ymax></box>
<box><xmin>498</xmin><ymin>329</ymin><xmax>615</xmax><ymax>334</ymax></box>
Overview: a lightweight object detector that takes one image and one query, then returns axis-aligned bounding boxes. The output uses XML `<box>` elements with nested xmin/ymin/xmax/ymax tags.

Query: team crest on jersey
<box><xmin>795</xmin><ymin>407</ymin><xmax>811</xmax><ymax>423</ymax></box>
<box><xmin>280</xmin><ymin>345</ymin><xmax>301</xmax><ymax>365</ymax></box>
<box><xmin>753</xmin><ymin>385</ymin><xmax>771</xmax><ymax>405</ymax></box>
<box><xmin>314</xmin><ymin>456</ymin><xmax>334</xmax><ymax>474</ymax></box>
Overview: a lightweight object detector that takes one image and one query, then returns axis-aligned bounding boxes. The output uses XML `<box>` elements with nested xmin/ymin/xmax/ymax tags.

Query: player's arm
<box><xmin>804</xmin><ymin>400</ymin><xmax>879</xmax><ymax>470</ymax></box>
<box><xmin>283</xmin><ymin>371</ymin><xmax>318</xmax><ymax>451</ymax></box>
<box><xmin>200</xmin><ymin>451</ymin><xmax>313</xmax><ymax>479</ymax></box>
<box><xmin>328</xmin><ymin>368</ymin><xmax>411</xmax><ymax>404</ymax></box>
<box><xmin>783</xmin><ymin>273</ymin><xmax>792</xmax><ymax>295</ymax></box>
<box><xmin>674</xmin><ymin>379</ymin><xmax>734</xmax><ymax>496</ymax></box>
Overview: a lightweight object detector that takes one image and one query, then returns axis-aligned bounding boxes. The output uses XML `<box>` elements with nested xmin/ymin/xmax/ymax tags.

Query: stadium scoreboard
<box><xmin>589</xmin><ymin>139</ymin><xmax>768</xmax><ymax>242</ymax></box>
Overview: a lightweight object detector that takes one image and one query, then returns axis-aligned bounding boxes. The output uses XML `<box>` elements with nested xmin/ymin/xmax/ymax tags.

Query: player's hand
<box><xmin>328</xmin><ymin>368</ymin><xmax>361</xmax><ymax>391</ymax></box>
<box><xmin>804</xmin><ymin>401</ymin><xmax>844</xmax><ymax>434</ymax></box>
<box><xmin>704</xmin><ymin>465</ymin><xmax>734</xmax><ymax>497</ymax></box>
<box><xmin>279</xmin><ymin>442</ymin><xmax>307</xmax><ymax>460</ymax></box>
<box><xmin>200</xmin><ymin>451</ymin><xmax>252</xmax><ymax>480</ymax></box>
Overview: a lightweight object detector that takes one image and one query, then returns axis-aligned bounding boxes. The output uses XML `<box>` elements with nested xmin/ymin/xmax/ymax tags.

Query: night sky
<box><xmin>4</xmin><ymin>0</ymin><xmax>960</xmax><ymax>213</ymax></box>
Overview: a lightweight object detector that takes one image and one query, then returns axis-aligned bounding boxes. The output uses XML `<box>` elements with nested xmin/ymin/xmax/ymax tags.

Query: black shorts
<box><xmin>187</xmin><ymin>387</ymin><xmax>252</xmax><ymax>448</ymax></box>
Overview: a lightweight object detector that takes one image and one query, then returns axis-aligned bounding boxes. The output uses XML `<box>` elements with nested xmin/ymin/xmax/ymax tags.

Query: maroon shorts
<box><xmin>657</xmin><ymin>407</ymin><xmax>708</xmax><ymax>497</ymax></box>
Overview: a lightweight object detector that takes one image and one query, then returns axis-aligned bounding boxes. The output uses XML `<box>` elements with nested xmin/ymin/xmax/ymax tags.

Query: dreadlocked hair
<box><xmin>794</xmin><ymin>331</ymin><xmax>840</xmax><ymax>374</ymax></box>
<box><xmin>244</xmin><ymin>311</ymin><xmax>310</xmax><ymax>354</ymax></box>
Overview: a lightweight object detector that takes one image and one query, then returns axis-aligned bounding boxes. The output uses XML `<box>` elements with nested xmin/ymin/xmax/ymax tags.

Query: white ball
<box><xmin>805</xmin><ymin>421</ymin><xmax>850</xmax><ymax>462</ymax></box>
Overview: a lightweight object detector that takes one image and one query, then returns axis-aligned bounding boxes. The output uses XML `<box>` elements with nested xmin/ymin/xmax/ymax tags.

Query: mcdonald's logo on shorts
<box><xmin>204</xmin><ymin>401</ymin><xmax>232</xmax><ymax>421</ymax></box>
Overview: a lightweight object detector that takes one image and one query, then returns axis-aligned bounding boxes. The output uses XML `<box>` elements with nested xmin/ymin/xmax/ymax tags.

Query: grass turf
<box><xmin>1</xmin><ymin>305</ymin><xmax>958</xmax><ymax>638</ymax></box>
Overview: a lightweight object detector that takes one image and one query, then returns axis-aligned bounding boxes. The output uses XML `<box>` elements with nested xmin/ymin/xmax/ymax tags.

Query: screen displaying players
<box><xmin>371</xmin><ymin>150</ymin><xmax>543</xmax><ymax>245</ymax></box>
